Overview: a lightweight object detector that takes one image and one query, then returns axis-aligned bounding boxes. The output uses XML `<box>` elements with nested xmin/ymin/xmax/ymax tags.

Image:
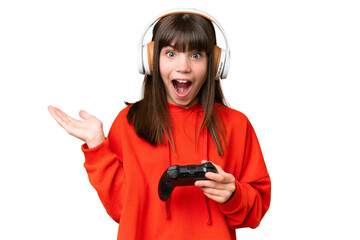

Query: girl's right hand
<box><xmin>48</xmin><ymin>106</ymin><xmax>105</xmax><ymax>148</ymax></box>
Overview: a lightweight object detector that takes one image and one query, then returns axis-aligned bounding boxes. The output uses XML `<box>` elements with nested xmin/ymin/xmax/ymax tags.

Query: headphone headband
<box><xmin>137</xmin><ymin>8</ymin><xmax>230</xmax><ymax>79</ymax></box>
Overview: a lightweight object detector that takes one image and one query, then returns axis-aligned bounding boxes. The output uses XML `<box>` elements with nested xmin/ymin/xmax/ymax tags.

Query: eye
<box><xmin>166</xmin><ymin>51</ymin><xmax>175</xmax><ymax>57</ymax></box>
<box><xmin>192</xmin><ymin>52</ymin><xmax>202</xmax><ymax>59</ymax></box>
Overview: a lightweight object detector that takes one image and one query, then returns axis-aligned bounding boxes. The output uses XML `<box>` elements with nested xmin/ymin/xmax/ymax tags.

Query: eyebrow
<box><xmin>163</xmin><ymin>44</ymin><xmax>204</xmax><ymax>53</ymax></box>
<box><xmin>164</xmin><ymin>44</ymin><xmax>175</xmax><ymax>48</ymax></box>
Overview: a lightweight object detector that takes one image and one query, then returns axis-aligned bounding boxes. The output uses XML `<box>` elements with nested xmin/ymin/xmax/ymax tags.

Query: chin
<box><xmin>176</xmin><ymin>99</ymin><xmax>198</xmax><ymax>108</ymax></box>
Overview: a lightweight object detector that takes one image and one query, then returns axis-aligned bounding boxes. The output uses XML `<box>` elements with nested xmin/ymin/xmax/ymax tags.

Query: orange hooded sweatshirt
<box><xmin>82</xmin><ymin>103</ymin><xmax>271</xmax><ymax>240</ymax></box>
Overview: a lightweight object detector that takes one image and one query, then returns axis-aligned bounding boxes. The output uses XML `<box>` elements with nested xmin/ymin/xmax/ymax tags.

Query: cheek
<box><xmin>197</xmin><ymin>63</ymin><xmax>208</xmax><ymax>81</ymax></box>
<box><xmin>159</xmin><ymin>59</ymin><xmax>170</xmax><ymax>80</ymax></box>
<box><xmin>194</xmin><ymin>69</ymin><xmax>207</xmax><ymax>91</ymax></box>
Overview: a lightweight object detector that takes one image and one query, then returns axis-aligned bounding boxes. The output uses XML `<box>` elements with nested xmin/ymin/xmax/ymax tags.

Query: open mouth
<box><xmin>171</xmin><ymin>80</ymin><xmax>192</xmax><ymax>97</ymax></box>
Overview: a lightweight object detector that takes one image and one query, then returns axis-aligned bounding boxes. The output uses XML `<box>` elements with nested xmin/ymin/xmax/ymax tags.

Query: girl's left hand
<box><xmin>195</xmin><ymin>160</ymin><xmax>236</xmax><ymax>204</ymax></box>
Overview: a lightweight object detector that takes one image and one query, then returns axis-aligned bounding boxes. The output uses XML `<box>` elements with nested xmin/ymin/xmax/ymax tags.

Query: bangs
<box><xmin>154</xmin><ymin>13</ymin><xmax>215</xmax><ymax>53</ymax></box>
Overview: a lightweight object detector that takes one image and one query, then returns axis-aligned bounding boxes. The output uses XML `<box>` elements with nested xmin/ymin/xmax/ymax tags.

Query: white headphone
<box><xmin>137</xmin><ymin>8</ymin><xmax>230</xmax><ymax>80</ymax></box>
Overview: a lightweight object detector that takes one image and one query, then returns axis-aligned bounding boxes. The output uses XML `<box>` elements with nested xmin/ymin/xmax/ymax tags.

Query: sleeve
<box><xmin>82</xmin><ymin>137</ymin><xmax>125</xmax><ymax>223</ymax></box>
<box><xmin>219</xmin><ymin>119</ymin><xmax>271</xmax><ymax>229</ymax></box>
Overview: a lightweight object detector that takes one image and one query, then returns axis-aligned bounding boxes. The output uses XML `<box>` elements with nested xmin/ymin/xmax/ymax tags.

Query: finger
<box><xmin>199</xmin><ymin>186</ymin><xmax>228</xmax><ymax>197</ymax></box>
<box><xmin>49</xmin><ymin>107</ymin><xmax>81</xmax><ymax>133</ymax></box>
<box><xmin>48</xmin><ymin>106</ymin><xmax>70</xmax><ymax>124</ymax></box>
<box><xmin>48</xmin><ymin>106</ymin><xmax>69</xmax><ymax>127</ymax></box>
<box><xmin>202</xmin><ymin>191</ymin><xmax>229</xmax><ymax>204</ymax></box>
<box><xmin>199</xmin><ymin>184</ymin><xmax>235</xmax><ymax>203</ymax></box>
<box><xmin>203</xmin><ymin>171</ymin><xmax>236</xmax><ymax>186</ymax></box>
<box><xmin>205</xmin><ymin>172</ymin><xmax>226</xmax><ymax>182</ymax></box>
<box><xmin>48</xmin><ymin>105</ymin><xmax>56</xmax><ymax>116</ymax></box>
<box><xmin>79</xmin><ymin>110</ymin><xmax>92</xmax><ymax>120</ymax></box>
<box><xmin>56</xmin><ymin>108</ymin><xmax>85</xmax><ymax>130</ymax></box>
<box><xmin>54</xmin><ymin>107</ymin><xmax>74</xmax><ymax>124</ymax></box>
<box><xmin>195</xmin><ymin>179</ymin><xmax>225</xmax><ymax>190</ymax></box>
<box><xmin>199</xmin><ymin>186</ymin><xmax>218</xmax><ymax>195</ymax></box>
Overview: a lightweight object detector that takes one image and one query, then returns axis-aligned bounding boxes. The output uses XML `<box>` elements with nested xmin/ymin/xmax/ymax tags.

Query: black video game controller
<box><xmin>158</xmin><ymin>162</ymin><xmax>218</xmax><ymax>201</ymax></box>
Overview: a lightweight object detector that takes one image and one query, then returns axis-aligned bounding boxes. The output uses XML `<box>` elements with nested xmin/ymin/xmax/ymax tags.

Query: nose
<box><xmin>175</xmin><ymin>54</ymin><xmax>191</xmax><ymax>73</ymax></box>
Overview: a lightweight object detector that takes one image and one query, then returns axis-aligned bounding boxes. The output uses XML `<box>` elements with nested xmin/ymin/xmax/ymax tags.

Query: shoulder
<box><xmin>113</xmin><ymin>105</ymin><xmax>132</xmax><ymax>124</ymax></box>
<box><xmin>108</xmin><ymin>105</ymin><xmax>133</xmax><ymax>134</ymax></box>
<box><xmin>214</xmin><ymin>104</ymin><xmax>255</xmax><ymax>143</ymax></box>
<box><xmin>215</xmin><ymin>104</ymin><xmax>250</xmax><ymax>127</ymax></box>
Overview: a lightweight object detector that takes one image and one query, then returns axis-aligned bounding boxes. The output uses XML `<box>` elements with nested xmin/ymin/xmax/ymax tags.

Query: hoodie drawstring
<box><xmin>203</xmin><ymin>129</ymin><xmax>212</xmax><ymax>225</ymax></box>
<box><xmin>164</xmin><ymin>140</ymin><xmax>172</xmax><ymax>219</ymax></box>
<box><xmin>163</xmin><ymin>111</ymin><xmax>212</xmax><ymax>225</ymax></box>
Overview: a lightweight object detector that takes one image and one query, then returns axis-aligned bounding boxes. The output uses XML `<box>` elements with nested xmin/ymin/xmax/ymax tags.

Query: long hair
<box><xmin>126</xmin><ymin>13</ymin><xmax>227</xmax><ymax>155</ymax></box>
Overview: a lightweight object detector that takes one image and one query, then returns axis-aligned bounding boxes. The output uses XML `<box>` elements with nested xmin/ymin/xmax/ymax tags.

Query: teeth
<box><xmin>172</xmin><ymin>79</ymin><xmax>192</xmax><ymax>95</ymax></box>
<box><xmin>176</xmin><ymin>80</ymin><xmax>189</xmax><ymax>83</ymax></box>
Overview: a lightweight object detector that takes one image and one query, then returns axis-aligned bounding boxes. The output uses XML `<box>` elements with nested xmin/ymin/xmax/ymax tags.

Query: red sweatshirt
<box><xmin>82</xmin><ymin>103</ymin><xmax>271</xmax><ymax>240</ymax></box>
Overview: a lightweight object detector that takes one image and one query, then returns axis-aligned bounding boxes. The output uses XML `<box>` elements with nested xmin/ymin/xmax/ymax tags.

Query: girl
<box><xmin>48</xmin><ymin>9</ymin><xmax>271</xmax><ymax>240</ymax></box>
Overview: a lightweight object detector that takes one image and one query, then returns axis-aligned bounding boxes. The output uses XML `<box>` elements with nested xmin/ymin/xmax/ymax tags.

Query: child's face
<box><xmin>159</xmin><ymin>42</ymin><xmax>208</xmax><ymax>108</ymax></box>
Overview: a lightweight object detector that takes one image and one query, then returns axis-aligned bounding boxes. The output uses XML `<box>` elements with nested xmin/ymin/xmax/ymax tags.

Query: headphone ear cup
<box><xmin>147</xmin><ymin>41</ymin><xmax>154</xmax><ymax>75</ymax></box>
<box><xmin>141</xmin><ymin>41</ymin><xmax>154</xmax><ymax>75</ymax></box>
<box><xmin>213</xmin><ymin>45</ymin><xmax>226</xmax><ymax>79</ymax></box>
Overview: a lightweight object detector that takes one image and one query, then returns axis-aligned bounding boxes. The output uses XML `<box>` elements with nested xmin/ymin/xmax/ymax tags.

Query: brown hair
<box><xmin>126</xmin><ymin>13</ymin><xmax>227</xmax><ymax>155</ymax></box>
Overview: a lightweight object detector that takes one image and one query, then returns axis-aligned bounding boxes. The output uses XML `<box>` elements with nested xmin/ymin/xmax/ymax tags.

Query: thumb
<box><xmin>212</xmin><ymin>163</ymin><xmax>225</xmax><ymax>174</ymax></box>
<box><xmin>79</xmin><ymin>110</ymin><xmax>92</xmax><ymax>120</ymax></box>
<box><xmin>201</xmin><ymin>160</ymin><xmax>225</xmax><ymax>174</ymax></box>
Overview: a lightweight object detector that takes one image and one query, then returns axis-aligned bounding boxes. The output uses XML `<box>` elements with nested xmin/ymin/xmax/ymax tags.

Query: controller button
<box><xmin>168</xmin><ymin>170</ymin><xmax>178</xmax><ymax>180</ymax></box>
